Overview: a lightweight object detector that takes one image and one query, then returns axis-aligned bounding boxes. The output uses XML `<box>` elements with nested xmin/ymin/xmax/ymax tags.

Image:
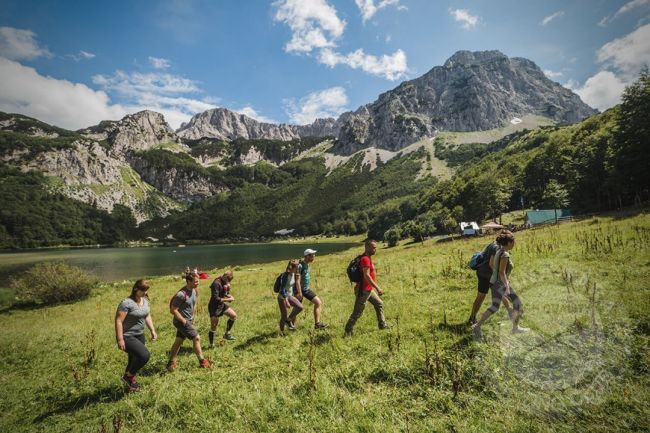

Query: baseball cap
<box><xmin>303</xmin><ymin>248</ymin><xmax>317</xmax><ymax>256</ymax></box>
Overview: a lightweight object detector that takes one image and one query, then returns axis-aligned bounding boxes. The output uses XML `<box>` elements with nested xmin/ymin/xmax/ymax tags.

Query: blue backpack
<box><xmin>468</xmin><ymin>251</ymin><xmax>484</xmax><ymax>270</ymax></box>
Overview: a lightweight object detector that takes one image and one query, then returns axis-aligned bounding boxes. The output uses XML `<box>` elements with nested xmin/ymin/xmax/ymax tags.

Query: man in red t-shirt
<box><xmin>344</xmin><ymin>239</ymin><xmax>388</xmax><ymax>336</ymax></box>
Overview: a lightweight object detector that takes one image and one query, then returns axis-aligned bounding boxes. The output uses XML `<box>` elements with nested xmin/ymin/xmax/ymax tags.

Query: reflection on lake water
<box><xmin>0</xmin><ymin>241</ymin><xmax>359</xmax><ymax>288</ymax></box>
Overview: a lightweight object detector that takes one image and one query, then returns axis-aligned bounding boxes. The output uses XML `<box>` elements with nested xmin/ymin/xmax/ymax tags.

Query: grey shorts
<box><xmin>295</xmin><ymin>289</ymin><xmax>318</xmax><ymax>302</ymax></box>
<box><xmin>174</xmin><ymin>320</ymin><xmax>199</xmax><ymax>340</ymax></box>
<box><xmin>488</xmin><ymin>282</ymin><xmax>522</xmax><ymax>313</ymax></box>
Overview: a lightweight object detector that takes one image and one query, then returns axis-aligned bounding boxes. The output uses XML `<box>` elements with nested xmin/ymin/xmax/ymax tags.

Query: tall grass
<box><xmin>0</xmin><ymin>212</ymin><xmax>648</xmax><ymax>432</ymax></box>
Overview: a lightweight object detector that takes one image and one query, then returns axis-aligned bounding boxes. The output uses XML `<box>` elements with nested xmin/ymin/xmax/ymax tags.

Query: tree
<box><xmin>613</xmin><ymin>70</ymin><xmax>650</xmax><ymax>205</ymax></box>
<box><xmin>542</xmin><ymin>180</ymin><xmax>569</xmax><ymax>223</ymax></box>
<box><xmin>384</xmin><ymin>227</ymin><xmax>401</xmax><ymax>247</ymax></box>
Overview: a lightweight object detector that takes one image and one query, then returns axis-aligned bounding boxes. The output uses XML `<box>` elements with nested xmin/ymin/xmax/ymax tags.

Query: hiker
<box><xmin>468</xmin><ymin>233</ymin><xmax>514</xmax><ymax>324</ymax></box>
<box><xmin>472</xmin><ymin>231</ymin><xmax>529</xmax><ymax>334</ymax></box>
<box><xmin>344</xmin><ymin>239</ymin><xmax>388</xmax><ymax>336</ymax></box>
<box><xmin>114</xmin><ymin>279</ymin><xmax>157</xmax><ymax>392</ymax></box>
<box><xmin>295</xmin><ymin>248</ymin><xmax>328</xmax><ymax>330</ymax></box>
<box><xmin>277</xmin><ymin>259</ymin><xmax>303</xmax><ymax>332</ymax></box>
<box><xmin>167</xmin><ymin>273</ymin><xmax>211</xmax><ymax>371</ymax></box>
<box><xmin>208</xmin><ymin>270</ymin><xmax>237</xmax><ymax>346</ymax></box>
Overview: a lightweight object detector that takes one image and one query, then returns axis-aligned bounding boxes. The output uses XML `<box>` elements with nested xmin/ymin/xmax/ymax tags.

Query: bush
<box><xmin>10</xmin><ymin>262</ymin><xmax>98</xmax><ymax>305</ymax></box>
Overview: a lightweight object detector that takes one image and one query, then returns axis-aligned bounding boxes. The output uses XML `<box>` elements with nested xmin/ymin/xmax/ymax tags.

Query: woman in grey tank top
<box><xmin>472</xmin><ymin>231</ymin><xmax>529</xmax><ymax>334</ymax></box>
<box><xmin>115</xmin><ymin>279</ymin><xmax>158</xmax><ymax>392</ymax></box>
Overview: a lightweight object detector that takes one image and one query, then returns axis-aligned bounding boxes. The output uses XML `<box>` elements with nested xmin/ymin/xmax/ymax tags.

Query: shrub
<box><xmin>10</xmin><ymin>262</ymin><xmax>98</xmax><ymax>306</ymax></box>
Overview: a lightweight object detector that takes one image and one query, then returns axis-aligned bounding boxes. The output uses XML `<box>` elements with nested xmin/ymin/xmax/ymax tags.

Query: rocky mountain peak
<box><xmin>176</xmin><ymin>107</ymin><xmax>342</xmax><ymax>141</ymax></box>
<box><xmin>442</xmin><ymin>50</ymin><xmax>507</xmax><ymax>68</ymax></box>
<box><xmin>82</xmin><ymin>110</ymin><xmax>179</xmax><ymax>155</ymax></box>
<box><xmin>334</xmin><ymin>50</ymin><xmax>598</xmax><ymax>154</ymax></box>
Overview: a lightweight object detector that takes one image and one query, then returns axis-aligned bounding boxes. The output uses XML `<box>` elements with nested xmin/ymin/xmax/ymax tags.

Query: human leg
<box><xmin>209</xmin><ymin>316</ymin><xmax>219</xmax><ymax>347</ymax></box>
<box><xmin>223</xmin><ymin>308</ymin><xmax>237</xmax><ymax>339</ymax></box>
<box><xmin>344</xmin><ymin>288</ymin><xmax>370</xmax><ymax>334</ymax></box>
<box><xmin>367</xmin><ymin>291</ymin><xmax>386</xmax><ymax>328</ymax></box>
<box><xmin>124</xmin><ymin>334</ymin><xmax>150</xmax><ymax>375</ymax></box>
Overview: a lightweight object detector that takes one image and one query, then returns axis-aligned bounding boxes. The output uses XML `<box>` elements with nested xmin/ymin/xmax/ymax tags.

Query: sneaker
<box><xmin>166</xmin><ymin>360</ymin><xmax>177</xmax><ymax>372</ymax></box>
<box><xmin>286</xmin><ymin>320</ymin><xmax>296</xmax><ymax>331</ymax></box>
<box><xmin>223</xmin><ymin>333</ymin><xmax>236</xmax><ymax>341</ymax></box>
<box><xmin>208</xmin><ymin>343</ymin><xmax>215</xmax><ymax>349</ymax></box>
<box><xmin>467</xmin><ymin>317</ymin><xmax>477</xmax><ymax>326</ymax></box>
<box><xmin>199</xmin><ymin>358</ymin><xmax>212</xmax><ymax>368</ymax></box>
<box><xmin>314</xmin><ymin>322</ymin><xmax>329</xmax><ymax>330</ymax></box>
<box><xmin>378</xmin><ymin>322</ymin><xmax>390</xmax><ymax>330</ymax></box>
<box><xmin>512</xmin><ymin>326</ymin><xmax>530</xmax><ymax>334</ymax></box>
<box><xmin>121</xmin><ymin>374</ymin><xmax>139</xmax><ymax>392</ymax></box>
<box><xmin>343</xmin><ymin>330</ymin><xmax>353</xmax><ymax>337</ymax></box>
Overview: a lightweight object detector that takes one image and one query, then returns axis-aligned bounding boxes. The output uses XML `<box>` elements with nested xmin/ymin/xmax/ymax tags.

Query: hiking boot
<box><xmin>378</xmin><ymin>322</ymin><xmax>390</xmax><ymax>330</ymax></box>
<box><xmin>166</xmin><ymin>360</ymin><xmax>177</xmax><ymax>372</ymax></box>
<box><xmin>286</xmin><ymin>320</ymin><xmax>296</xmax><ymax>331</ymax></box>
<box><xmin>223</xmin><ymin>333</ymin><xmax>236</xmax><ymax>341</ymax></box>
<box><xmin>512</xmin><ymin>326</ymin><xmax>530</xmax><ymax>334</ymax></box>
<box><xmin>121</xmin><ymin>374</ymin><xmax>140</xmax><ymax>393</ymax></box>
<box><xmin>199</xmin><ymin>358</ymin><xmax>212</xmax><ymax>368</ymax></box>
<box><xmin>467</xmin><ymin>317</ymin><xmax>477</xmax><ymax>326</ymax></box>
<box><xmin>314</xmin><ymin>322</ymin><xmax>329</xmax><ymax>330</ymax></box>
<box><xmin>343</xmin><ymin>329</ymin><xmax>353</xmax><ymax>338</ymax></box>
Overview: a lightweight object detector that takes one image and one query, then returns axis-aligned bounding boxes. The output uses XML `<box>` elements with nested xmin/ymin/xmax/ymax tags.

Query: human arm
<box><xmin>363</xmin><ymin>267</ymin><xmax>383</xmax><ymax>296</ymax></box>
<box><xmin>294</xmin><ymin>272</ymin><xmax>303</xmax><ymax>301</ymax></box>
<box><xmin>114</xmin><ymin>309</ymin><xmax>127</xmax><ymax>351</ymax></box>
<box><xmin>499</xmin><ymin>256</ymin><xmax>510</xmax><ymax>296</ymax></box>
<box><xmin>145</xmin><ymin>314</ymin><xmax>157</xmax><ymax>340</ymax></box>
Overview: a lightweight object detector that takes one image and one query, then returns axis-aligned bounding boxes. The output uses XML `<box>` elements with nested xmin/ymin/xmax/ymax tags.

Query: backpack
<box><xmin>169</xmin><ymin>289</ymin><xmax>189</xmax><ymax>310</ymax></box>
<box><xmin>273</xmin><ymin>272</ymin><xmax>287</xmax><ymax>293</ymax></box>
<box><xmin>346</xmin><ymin>255</ymin><xmax>365</xmax><ymax>283</ymax></box>
<box><xmin>468</xmin><ymin>251</ymin><xmax>484</xmax><ymax>270</ymax></box>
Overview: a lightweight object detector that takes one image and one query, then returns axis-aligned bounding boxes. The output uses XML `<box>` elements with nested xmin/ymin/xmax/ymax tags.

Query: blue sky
<box><xmin>1</xmin><ymin>0</ymin><xmax>649</xmax><ymax>129</ymax></box>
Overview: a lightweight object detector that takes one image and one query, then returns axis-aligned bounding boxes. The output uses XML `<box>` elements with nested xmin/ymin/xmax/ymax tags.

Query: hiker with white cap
<box><xmin>294</xmin><ymin>248</ymin><xmax>328</xmax><ymax>330</ymax></box>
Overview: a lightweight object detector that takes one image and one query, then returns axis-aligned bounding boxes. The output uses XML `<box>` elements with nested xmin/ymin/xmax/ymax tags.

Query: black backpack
<box><xmin>346</xmin><ymin>255</ymin><xmax>365</xmax><ymax>283</ymax></box>
<box><xmin>273</xmin><ymin>272</ymin><xmax>287</xmax><ymax>293</ymax></box>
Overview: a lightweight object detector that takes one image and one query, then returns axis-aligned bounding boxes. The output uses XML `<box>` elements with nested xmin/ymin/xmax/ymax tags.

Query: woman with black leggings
<box><xmin>115</xmin><ymin>279</ymin><xmax>158</xmax><ymax>392</ymax></box>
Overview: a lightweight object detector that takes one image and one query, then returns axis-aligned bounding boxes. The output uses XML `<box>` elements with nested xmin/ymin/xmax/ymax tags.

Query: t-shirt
<box><xmin>358</xmin><ymin>255</ymin><xmax>376</xmax><ymax>292</ymax></box>
<box><xmin>297</xmin><ymin>260</ymin><xmax>311</xmax><ymax>291</ymax></box>
<box><xmin>117</xmin><ymin>297</ymin><xmax>150</xmax><ymax>337</ymax></box>
<box><xmin>279</xmin><ymin>272</ymin><xmax>295</xmax><ymax>298</ymax></box>
<box><xmin>209</xmin><ymin>277</ymin><xmax>230</xmax><ymax>305</ymax></box>
<box><xmin>477</xmin><ymin>241</ymin><xmax>499</xmax><ymax>280</ymax></box>
<box><xmin>171</xmin><ymin>287</ymin><xmax>197</xmax><ymax>323</ymax></box>
<box><xmin>490</xmin><ymin>249</ymin><xmax>513</xmax><ymax>285</ymax></box>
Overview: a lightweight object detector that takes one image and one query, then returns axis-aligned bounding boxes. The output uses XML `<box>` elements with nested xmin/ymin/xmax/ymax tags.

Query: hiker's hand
<box><xmin>504</xmin><ymin>287</ymin><xmax>511</xmax><ymax>297</ymax></box>
<box><xmin>117</xmin><ymin>338</ymin><xmax>125</xmax><ymax>351</ymax></box>
<box><xmin>296</xmin><ymin>292</ymin><xmax>303</xmax><ymax>301</ymax></box>
<box><xmin>376</xmin><ymin>288</ymin><xmax>384</xmax><ymax>296</ymax></box>
<box><xmin>284</xmin><ymin>300</ymin><xmax>290</xmax><ymax>309</ymax></box>
<box><xmin>151</xmin><ymin>331</ymin><xmax>158</xmax><ymax>341</ymax></box>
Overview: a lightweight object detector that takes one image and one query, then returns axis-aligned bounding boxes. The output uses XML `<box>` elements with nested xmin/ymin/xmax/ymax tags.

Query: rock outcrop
<box><xmin>176</xmin><ymin>108</ymin><xmax>342</xmax><ymax>141</ymax></box>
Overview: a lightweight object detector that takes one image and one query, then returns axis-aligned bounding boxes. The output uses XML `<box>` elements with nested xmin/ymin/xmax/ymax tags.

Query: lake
<box><xmin>0</xmin><ymin>241</ymin><xmax>359</xmax><ymax>288</ymax></box>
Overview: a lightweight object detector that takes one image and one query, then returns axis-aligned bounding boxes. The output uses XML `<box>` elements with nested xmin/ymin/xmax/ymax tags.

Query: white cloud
<box><xmin>92</xmin><ymin>70</ymin><xmax>218</xmax><ymax>128</ymax></box>
<box><xmin>355</xmin><ymin>0</ymin><xmax>405</xmax><ymax>23</ymax></box>
<box><xmin>599</xmin><ymin>0</ymin><xmax>650</xmax><ymax>26</ymax></box>
<box><xmin>0</xmin><ymin>57</ymin><xmax>126</xmax><ymax>130</ymax></box>
<box><xmin>318</xmin><ymin>48</ymin><xmax>407</xmax><ymax>80</ymax></box>
<box><xmin>67</xmin><ymin>50</ymin><xmax>96</xmax><ymax>61</ymax></box>
<box><xmin>543</xmin><ymin>69</ymin><xmax>563</xmax><ymax>78</ymax></box>
<box><xmin>597</xmin><ymin>24</ymin><xmax>650</xmax><ymax>77</ymax></box>
<box><xmin>567</xmin><ymin>71</ymin><xmax>627</xmax><ymax>111</ymax></box>
<box><xmin>0</xmin><ymin>27</ymin><xmax>52</xmax><ymax>60</ymax></box>
<box><xmin>449</xmin><ymin>8</ymin><xmax>479</xmax><ymax>29</ymax></box>
<box><xmin>149</xmin><ymin>56</ymin><xmax>171</xmax><ymax>69</ymax></box>
<box><xmin>541</xmin><ymin>11</ymin><xmax>564</xmax><ymax>26</ymax></box>
<box><xmin>385</xmin><ymin>34</ymin><xmax>392</xmax><ymax>43</ymax></box>
<box><xmin>285</xmin><ymin>86</ymin><xmax>348</xmax><ymax>124</ymax></box>
<box><xmin>236</xmin><ymin>106</ymin><xmax>277</xmax><ymax>123</ymax></box>
<box><xmin>273</xmin><ymin>0</ymin><xmax>346</xmax><ymax>53</ymax></box>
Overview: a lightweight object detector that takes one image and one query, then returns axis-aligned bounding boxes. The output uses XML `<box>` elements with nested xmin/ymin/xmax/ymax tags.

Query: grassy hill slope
<box><xmin>1</xmin><ymin>211</ymin><xmax>648</xmax><ymax>432</ymax></box>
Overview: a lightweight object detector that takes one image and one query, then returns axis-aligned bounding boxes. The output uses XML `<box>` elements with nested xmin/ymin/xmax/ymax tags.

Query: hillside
<box><xmin>1</xmin><ymin>213</ymin><xmax>648</xmax><ymax>432</ymax></box>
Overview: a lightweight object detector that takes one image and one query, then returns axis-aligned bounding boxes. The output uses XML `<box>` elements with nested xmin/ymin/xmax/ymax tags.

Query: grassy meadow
<box><xmin>1</xmin><ymin>211</ymin><xmax>649</xmax><ymax>433</ymax></box>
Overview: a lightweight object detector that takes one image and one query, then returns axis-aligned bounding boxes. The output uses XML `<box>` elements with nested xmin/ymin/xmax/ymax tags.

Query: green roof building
<box><xmin>525</xmin><ymin>209</ymin><xmax>572</xmax><ymax>225</ymax></box>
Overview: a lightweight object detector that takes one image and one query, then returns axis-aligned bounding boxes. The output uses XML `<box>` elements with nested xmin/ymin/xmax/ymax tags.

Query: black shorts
<box><xmin>296</xmin><ymin>289</ymin><xmax>317</xmax><ymax>302</ymax></box>
<box><xmin>477</xmin><ymin>276</ymin><xmax>491</xmax><ymax>294</ymax></box>
<box><xmin>208</xmin><ymin>301</ymin><xmax>231</xmax><ymax>318</ymax></box>
<box><xmin>174</xmin><ymin>320</ymin><xmax>199</xmax><ymax>340</ymax></box>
